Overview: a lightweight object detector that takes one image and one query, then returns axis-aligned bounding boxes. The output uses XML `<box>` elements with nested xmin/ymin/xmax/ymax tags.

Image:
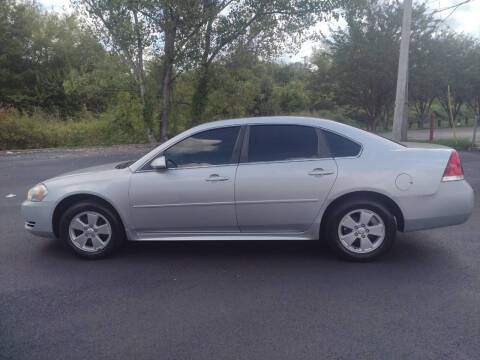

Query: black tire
<box><xmin>324</xmin><ymin>198</ymin><xmax>396</xmax><ymax>262</ymax></box>
<box><xmin>59</xmin><ymin>201</ymin><xmax>125</xmax><ymax>259</ymax></box>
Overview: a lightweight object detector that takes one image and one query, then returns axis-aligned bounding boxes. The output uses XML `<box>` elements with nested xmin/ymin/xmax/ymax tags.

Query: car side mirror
<box><xmin>151</xmin><ymin>156</ymin><xmax>167</xmax><ymax>170</ymax></box>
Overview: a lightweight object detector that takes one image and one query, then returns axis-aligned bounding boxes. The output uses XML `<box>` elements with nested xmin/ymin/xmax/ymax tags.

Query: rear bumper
<box><xmin>21</xmin><ymin>200</ymin><xmax>55</xmax><ymax>238</ymax></box>
<box><xmin>400</xmin><ymin>180</ymin><xmax>474</xmax><ymax>232</ymax></box>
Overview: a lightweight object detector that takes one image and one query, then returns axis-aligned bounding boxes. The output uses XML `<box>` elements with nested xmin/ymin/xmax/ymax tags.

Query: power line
<box><xmin>429</xmin><ymin>0</ymin><xmax>478</xmax><ymax>29</ymax></box>
<box><xmin>432</xmin><ymin>0</ymin><xmax>475</xmax><ymax>13</ymax></box>
<box><xmin>439</xmin><ymin>4</ymin><xmax>461</xmax><ymax>23</ymax></box>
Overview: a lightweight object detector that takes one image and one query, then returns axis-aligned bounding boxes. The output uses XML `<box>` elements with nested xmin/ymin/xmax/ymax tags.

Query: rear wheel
<box><xmin>59</xmin><ymin>201</ymin><xmax>125</xmax><ymax>259</ymax></box>
<box><xmin>325</xmin><ymin>199</ymin><xmax>396</xmax><ymax>261</ymax></box>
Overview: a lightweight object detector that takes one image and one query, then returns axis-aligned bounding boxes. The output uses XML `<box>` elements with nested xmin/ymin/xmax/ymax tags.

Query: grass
<box><xmin>0</xmin><ymin>95</ymin><xmax>149</xmax><ymax>150</ymax></box>
<box><xmin>407</xmin><ymin>138</ymin><xmax>473</xmax><ymax>150</ymax></box>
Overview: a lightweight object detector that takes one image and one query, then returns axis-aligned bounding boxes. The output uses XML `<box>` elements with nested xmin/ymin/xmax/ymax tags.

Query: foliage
<box><xmin>326</xmin><ymin>1</ymin><xmax>401</xmax><ymax>131</ymax></box>
<box><xmin>433</xmin><ymin>32</ymin><xmax>479</xmax><ymax>124</ymax></box>
<box><xmin>326</xmin><ymin>0</ymin><xmax>439</xmax><ymax>131</ymax></box>
<box><xmin>1</xmin><ymin>0</ymin><xmax>480</xmax><ymax>150</ymax></box>
<box><xmin>0</xmin><ymin>94</ymin><xmax>147</xmax><ymax>149</ymax></box>
<box><xmin>0</xmin><ymin>0</ymin><xmax>131</xmax><ymax>115</ymax></box>
<box><xmin>137</xmin><ymin>0</ymin><xmax>353</xmax><ymax>140</ymax></box>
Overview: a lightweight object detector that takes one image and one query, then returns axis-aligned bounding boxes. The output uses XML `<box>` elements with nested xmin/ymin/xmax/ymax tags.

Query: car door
<box><xmin>129</xmin><ymin>126</ymin><xmax>242</xmax><ymax>235</ymax></box>
<box><xmin>235</xmin><ymin>124</ymin><xmax>338</xmax><ymax>233</ymax></box>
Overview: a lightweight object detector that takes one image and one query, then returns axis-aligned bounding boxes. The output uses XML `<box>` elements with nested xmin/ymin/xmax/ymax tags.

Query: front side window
<box><xmin>163</xmin><ymin>126</ymin><xmax>240</xmax><ymax>168</ymax></box>
<box><xmin>247</xmin><ymin>125</ymin><xmax>319</xmax><ymax>163</ymax></box>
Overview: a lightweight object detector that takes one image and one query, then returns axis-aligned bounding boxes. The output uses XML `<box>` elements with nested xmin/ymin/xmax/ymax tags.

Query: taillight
<box><xmin>442</xmin><ymin>151</ymin><xmax>464</xmax><ymax>182</ymax></box>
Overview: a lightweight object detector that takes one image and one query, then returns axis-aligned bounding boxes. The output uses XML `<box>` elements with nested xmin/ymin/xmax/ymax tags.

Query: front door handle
<box><xmin>308</xmin><ymin>168</ymin><xmax>335</xmax><ymax>176</ymax></box>
<box><xmin>205</xmin><ymin>174</ymin><xmax>230</xmax><ymax>182</ymax></box>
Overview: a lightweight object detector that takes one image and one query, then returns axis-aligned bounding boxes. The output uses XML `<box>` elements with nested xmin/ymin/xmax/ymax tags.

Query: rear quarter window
<box><xmin>322</xmin><ymin>130</ymin><xmax>362</xmax><ymax>158</ymax></box>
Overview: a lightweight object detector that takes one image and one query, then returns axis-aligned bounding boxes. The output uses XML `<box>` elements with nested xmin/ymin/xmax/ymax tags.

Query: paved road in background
<box><xmin>381</xmin><ymin>126</ymin><xmax>478</xmax><ymax>142</ymax></box>
<box><xmin>1</xmin><ymin>148</ymin><xmax>480</xmax><ymax>359</ymax></box>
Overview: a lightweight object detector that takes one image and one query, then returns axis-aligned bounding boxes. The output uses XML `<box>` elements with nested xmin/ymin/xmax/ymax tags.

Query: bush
<box><xmin>283</xmin><ymin>108</ymin><xmax>363</xmax><ymax>128</ymax></box>
<box><xmin>0</xmin><ymin>94</ymin><xmax>148</xmax><ymax>150</ymax></box>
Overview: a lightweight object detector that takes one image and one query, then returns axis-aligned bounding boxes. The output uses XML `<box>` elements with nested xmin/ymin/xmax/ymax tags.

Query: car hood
<box><xmin>44</xmin><ymin>162</ymin><xmax>129</xmax><ymax>183</ymax></box>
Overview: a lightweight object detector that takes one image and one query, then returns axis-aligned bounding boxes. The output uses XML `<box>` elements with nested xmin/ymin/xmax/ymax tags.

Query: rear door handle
<box><xmin>205</xmin><ymin>174</ymin><xmax>230</xmax><ymax>182</ymax></box>
<box><xmin>308</xmin><ymin>168</ymin><xmax>335</xmax><ymax>176</ymax></box>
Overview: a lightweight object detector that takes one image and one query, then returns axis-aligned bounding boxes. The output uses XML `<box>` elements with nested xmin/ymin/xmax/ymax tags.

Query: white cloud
<box><xmin>39</xmin><ymin>0</ymin><xmax>72</xmax><ymax>12</ymax></box>
<box><xmin>440</xmin><ymin>0</ymin><xmax>480</xmax><ymax>37</ymax></box>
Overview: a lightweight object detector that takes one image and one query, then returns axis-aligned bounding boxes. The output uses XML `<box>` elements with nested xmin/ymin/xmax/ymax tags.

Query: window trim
<box><xmin>241</xmin><ymin>124</ymin><xmax>332</xmax><ymax>165</ymax></box>
<box><xmin>136</xmin><ymin>123</ymin><xmax>364</xmax><ymax>172</ymax></box>
<box><xmin>138</xmin><ymin>125</ymin><xmax>244</xmax><ymax>172</ymax></box>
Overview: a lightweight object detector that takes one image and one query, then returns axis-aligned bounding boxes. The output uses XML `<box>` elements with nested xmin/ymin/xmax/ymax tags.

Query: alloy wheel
<box><xmin>68</xmin><ymin>211</ymin><xmax>112</xmax><ymax>252</ymax></box>
<box><xmin>337</xmin><ymin>209</ymin><xmax>386</xmax><ymax>254</ymax></box>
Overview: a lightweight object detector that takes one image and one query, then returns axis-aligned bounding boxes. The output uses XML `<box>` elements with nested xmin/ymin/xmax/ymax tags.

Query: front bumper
<box><xmin>21</xmin><ymin>200</ymin><xmax>55</xmax><ymax>238</ymax></box>
<box><xmin>400</xmin><ymin>180</ymin><xmax>474</xmax><ymax>232</ymax></box>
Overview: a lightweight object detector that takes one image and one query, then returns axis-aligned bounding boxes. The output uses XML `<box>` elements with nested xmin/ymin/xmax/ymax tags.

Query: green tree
<box><xmin>327</xmin><ymin>0</ymin><xmax>435</xmax><ymax>131</ymax></box>
<box><xmin>434</xmin><ymin>32</ymin><xmax>478</xmax><ymax>125</ymax></box>
<box><xmin>327</xmin><ymin>1</ymin><xmax>401</xmax><ymax>131</ymax></box>
<box><xmin>465</xmin><ymin>41</ymin><xmax>480</xmax><ymax>119</ymax></box>
<box><xmin>76</xmin><ymin>0</ymin><xmax>155</xmax><ymax>140</ymax></box>
<box><xmin>189</xmin><ymin>0</ymin><xmax>350</xmax><ymax>126</ymax></box>
<box><xmin>409</xmin><ymin>36</ymin><xmax>439</xmax><ymax>128</ymax></box>
<box><xmin>307</xmin><ymin>50</ymin><xmax>336</xmax><ymax>111</ymax></box>
<box><xmin>0</xmin><ymin>0</ymin><xmax>128</xmax><ymax>115</ymax></box>
<box><xmin>407</xmin><ymin>6</ymin><xmax>438</xmax><ymax>129</ymax></box>
<box><xmin>0</xmin><ymin>0</ymin><xmax>42</xmax><ymax>109</ymax></box>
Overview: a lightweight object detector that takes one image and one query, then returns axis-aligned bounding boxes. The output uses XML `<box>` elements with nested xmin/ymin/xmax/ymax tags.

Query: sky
<box><xmin>40</xmin><ymin>0</ymin><xmax>480</xmax><ymax>62</ymax></box>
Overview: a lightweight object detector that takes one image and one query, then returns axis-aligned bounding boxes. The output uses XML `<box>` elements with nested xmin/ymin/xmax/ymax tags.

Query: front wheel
<box><xmin>59</xmin><ymin>201</ymin><xmax>125</xmax><ymax>259</ymax></box>
<box><xmin>325</xmin><ymin>199</ymin><xmax>396</xmax><ymax>261</ymax></box>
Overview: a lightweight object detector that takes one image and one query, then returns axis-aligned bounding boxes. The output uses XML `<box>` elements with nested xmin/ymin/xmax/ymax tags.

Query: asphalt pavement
<box><xmin>1</xmin><ymin>148</ymin><xmax>479</xmax><ymax>360</ymax></box>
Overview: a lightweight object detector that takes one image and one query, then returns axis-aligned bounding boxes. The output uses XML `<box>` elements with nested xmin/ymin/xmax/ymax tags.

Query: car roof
<box><xmin>191</xmin><ymin>116</ymin><xmax>341</xmax><ymax>130</ymax></box>
<box><xmin>190</xmin><ymin>116</ymin><xmax>397</xmax><ymax>145</ymax></box>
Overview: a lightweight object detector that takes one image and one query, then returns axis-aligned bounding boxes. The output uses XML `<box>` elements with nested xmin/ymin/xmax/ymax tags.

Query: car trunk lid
<box><xmin>400</xmin><ymin>141</ymin><xmax>452</xmax><ymax>149</ymax></box>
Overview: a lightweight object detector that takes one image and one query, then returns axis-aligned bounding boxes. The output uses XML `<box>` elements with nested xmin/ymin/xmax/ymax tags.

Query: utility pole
<box><xmin>392</xmin><ymin>0</ymin><xmax>412</xmax><ymax>141</ymax></box>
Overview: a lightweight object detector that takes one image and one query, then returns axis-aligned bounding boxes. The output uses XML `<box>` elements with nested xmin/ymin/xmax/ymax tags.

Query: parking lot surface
<box><xmin>1</xmin><ymin>149</ymin><xmax>479</xmax><ymax>360</ymax></box>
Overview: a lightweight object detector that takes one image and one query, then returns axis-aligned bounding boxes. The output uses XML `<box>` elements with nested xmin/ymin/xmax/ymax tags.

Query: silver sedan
<box><xmin>21</xmin><ymin>117</ymin><xmax>474</xmax><ymax>261</ymax></box>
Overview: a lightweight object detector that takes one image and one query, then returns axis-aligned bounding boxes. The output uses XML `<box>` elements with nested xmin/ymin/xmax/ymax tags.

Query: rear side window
<box><xmin>164</xmin><ymin>126</ymin><xmax>240</xmax><ymax>168</ymax></box>
<box><xmin>247</xmin><ymin>125</ymin><xmax>319</xmax><ymax>162</ymax></box>
<box><xmin>322</xmin><ymin>130</ymin><xmax>361</xmax><ymax>157</ymax></box>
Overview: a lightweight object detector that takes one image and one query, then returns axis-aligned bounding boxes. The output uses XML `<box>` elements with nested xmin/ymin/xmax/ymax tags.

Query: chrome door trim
<box><xmin>236</xmin><ymin>198</ymin><xmax>319</xmax><ymax>205</ymax></box>
<box><xmin>238</xmin><ymin>157</ymin><xmax>333</xmax><ymax>166</ymax></box>
<box><xmin>133</xmin><ymin>201</ymin><xmax>235</xmax><ymax>208</ymax></box>
<box><xmin>135</xmin><ymin>162</ymin><xmax>238</xmax><ymax>173</ymax></box>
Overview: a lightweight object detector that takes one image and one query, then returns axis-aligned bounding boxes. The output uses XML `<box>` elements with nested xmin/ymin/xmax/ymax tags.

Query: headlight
<box><xmin>27</xmin><ymin>184</ymin><xmax>48</xmax><ymax>202</ymax></box>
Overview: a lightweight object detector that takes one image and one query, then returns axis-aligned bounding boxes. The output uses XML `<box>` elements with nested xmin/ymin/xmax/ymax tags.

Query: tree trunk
<box><xmin>418</xmin><ymin>112</ymin><xmax>425</xmax><ymax>129</ymax></box>
<box><xmin>191</xmin><ymin>64</ymin><xmax>210</xmax><ymax>127</ymax></box>
<box><xmin>133</xmin><ymin>10</ymin><xmax>156</xmax><ymax>145</ymax></box>
<box><xmin>439</xmin><ymin>98</ymin><xmax>462</xmax><ymax>128</ymax></box>
<box><xmin>383</xmin><ymin>110</ymin><xmax>389</xmax><ymax>131</ymax></box>
<box><xmin>453</xmin><ymin>102</ymin><xmax>462</xmax><ymax>124</ymax></box>
<box><xmin>160</xmin><ymin>22</ymin><xmax>177</xmax><ymax>143</ymax></box>
<box><xmin>372</xmin><ymin>114</ymin><xmax>381</xmax><ymax>133</ymax></box>
<box><xmin>137</xmin><ymin>42</ymin><xmax>156</xmax><ymax>145</ymax></box>
<box><xmin>190</xmin><ymin>15</ymin><xmax>213</xmax><ymax>127</ymax></box>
